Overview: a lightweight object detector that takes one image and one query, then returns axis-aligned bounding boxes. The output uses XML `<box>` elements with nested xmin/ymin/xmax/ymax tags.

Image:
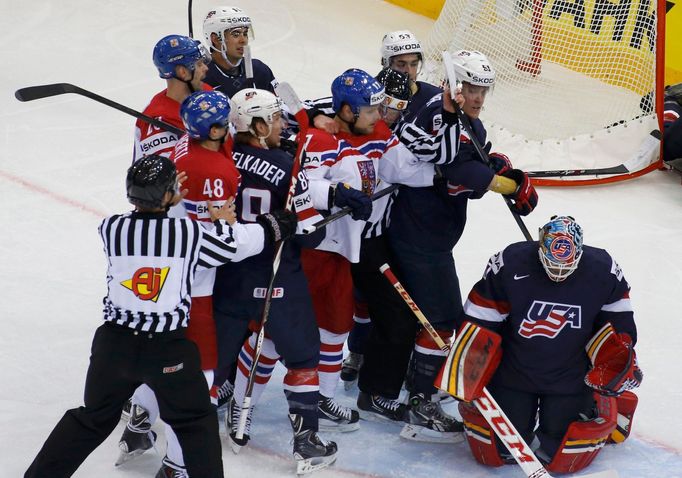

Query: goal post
<box><xmin>420</xmin><ymin>0</ymin><xmax>666</xmax><ymax>185</ymax></box>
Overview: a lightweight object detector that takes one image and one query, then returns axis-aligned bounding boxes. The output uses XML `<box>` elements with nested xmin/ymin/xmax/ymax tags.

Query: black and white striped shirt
<box><xmin>100</xmin><ymin>211</ymin><xmax>264</xmax><ymax>332</ymax></box>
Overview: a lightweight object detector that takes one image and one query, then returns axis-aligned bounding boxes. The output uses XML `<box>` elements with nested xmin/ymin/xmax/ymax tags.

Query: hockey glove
<box><xmin>256</xmin><ymin>209</ymin><xmax>298</xmax><ymax>244</ymax></box>
<box><xmin>488</xmin><ymin>152</ymin><xmax>513</xmax><ymax>175</ymax></box>
<box><xmin>332</xmin><ymin>183</ymin><xmax>372</xmax><ymax>221</ymax></box>
<box><xmin>585</xmin><ymin>323</ymin><xmax>643</xmax><ymax>396</ymax></box>
<box><xmin>501</xmin><ymin>169</ymin><xmax>538</xmax><ymax>216</ymax></box>
<box><xmin>279</xmin><ymin>137</ymin><xmax>298</xmax><ymax>156</ymax></box>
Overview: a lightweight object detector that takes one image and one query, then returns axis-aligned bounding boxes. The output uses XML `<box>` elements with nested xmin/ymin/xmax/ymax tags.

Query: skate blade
<box><xmin>400</xmin><ymin>423</ymin><xmax>465</xmax><ymax>444</ymax></box>
<box><xmin>342</xmin><ymin>379</ymin><xmax>357</xmax><ymax>391</ymax></box>
<box><xmin>115</xmin><ymin>448</ymin><xmax>149</xmax><ymax>466</ymax></box>
<box><xmin>295</xmin><ymin>453</ymin><xmax>338</xmax><ymax>475</ymax></box>
<box><xmin>318</xmin><ymin>419</ymin><xmax>360</xmax><ymax>433</ymax></box>
<box><xmin>228</xmin><ymin>435</ymin><xmax>247</xmax><ymax>455</ymax></box>
<box><xmin>358</xmin><ymin>409</ymin><xmax>406</xmax><ymax>425</ymax></box>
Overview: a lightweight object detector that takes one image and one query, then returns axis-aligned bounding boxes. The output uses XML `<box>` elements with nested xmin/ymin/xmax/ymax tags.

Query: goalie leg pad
<box><xmin>545</xmin><ymin>393</ymin><xmax>617</xmax><ymax>474</ymax></box>
<box><xmin>458</xmin><ymin>401</ymin><xmax>505</xmax><ymax>467</ymax></box>
<box><xmin>609</xmin><ymin>391</ymin><xmax>638</xmax><ymax>444</ymax></box>
<box><xmin>435</xmin><ymin>322</ymin><xmax>502</xmax><ymax>401</ymax></box>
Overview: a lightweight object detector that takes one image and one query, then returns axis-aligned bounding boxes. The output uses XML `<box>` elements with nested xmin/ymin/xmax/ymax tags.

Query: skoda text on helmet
<box><xmin>376</xmin><ymin>67</ymin><xmax>412</xmax><ymax>112</ymax></box>
<box><xmin>331</xmin><ymin>69</ymin><xmax>386</xmax><ymax>117</ymax></box>
<box><xmin>380</xmin><ymin>30</ymin><xmax>423</xmax><ymax>68</ymax></box>
<box><xmin>180</xmin><ymin>91</ymin><xmax>231</xmax><ymax>140</ymax></box>
<box><xmin>450</xmin><ymin>50</ymin><xmax>496</xmax><ymax>88</ymax></box>
<box><xmin>153</xmin><ymin>34</ymin><xmax>211</xmax><ymax>80</ymax></box>
<box><xmin>538</xmin><ymin>215</ymin><xmax>584</xmax><ymax>282</ymax></box>
<box><xmin>127</xmin><ymin>155</ymin><xmax>177</xmax><ymax>209</ymax></box>
<box><xmin>231</xmin><ymin>88</ymin><xmax>283</xmax><ymax>145</ymax></box>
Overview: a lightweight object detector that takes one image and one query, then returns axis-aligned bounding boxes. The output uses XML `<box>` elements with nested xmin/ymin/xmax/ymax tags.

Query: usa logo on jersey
<box><xmin>518</xmin><ymin>301</ymin><xmax>582</xmax><ymax>339</ymax></box>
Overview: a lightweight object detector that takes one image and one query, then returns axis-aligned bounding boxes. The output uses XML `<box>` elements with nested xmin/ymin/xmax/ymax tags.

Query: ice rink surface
<box><xmin>2</xmin><ymin>0</ymin><xmax>682</xmax><ymax>476</ymax></box>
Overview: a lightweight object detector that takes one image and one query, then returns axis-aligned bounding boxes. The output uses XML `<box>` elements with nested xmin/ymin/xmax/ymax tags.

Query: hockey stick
<box><xmin>244</xmin><ymin>45</ymin><xmax>255</xmax><ymax>88</ymax></box>
<box><xmin>526</xmin><ymin>130</ymin><xmax>662</xmax><ymax>178</ymax></box>
<box><xmin>188</xmin><ymin>0</ymin><xmax>194</xmax><ymax>38</ymax></box>
<box><xmin>14</xmin><ymin>83</ymin><xmax>185</xmax><ymax>137</ymax></box>
<box><xmin>380</xmin><ymin>263</ymin><xmax>619</xmax><ymax>478</ymax></box>
<box><xmin>235</xmin><ymin>81</ymin><xmax>309</xmax><ymax>440</ymax></box>
<box><xmin>442</xmin><ymin>52</ymin><xmax>533</xmax><ymax>242</ymax></box>
<box><xmin>302</xmin><ymin>183</ymin><xmax>399</xmax><ymax>234</ymax></box>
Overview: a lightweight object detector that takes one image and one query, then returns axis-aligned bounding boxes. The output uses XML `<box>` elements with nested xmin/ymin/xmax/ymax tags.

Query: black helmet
<box><xmin>375</xmin><ymin>67</ymin><xmax>412</xmax><ymax>111</ymax></box>
<box><xmin>126</xmin><ymin>155</ymin><xmax>177</xmax><ymax>209</ymax></box>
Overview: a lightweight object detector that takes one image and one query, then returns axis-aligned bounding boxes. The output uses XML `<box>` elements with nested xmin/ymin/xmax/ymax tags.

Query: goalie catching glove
<box><xmin>330</xmin><ymin>183</ymin><xmax>372</xmax><ymax>221</ymax></box>
<box><xmin>585</xmin><ymin>323</ymin><xmax>643</xmax><ymax>396</ymax></box>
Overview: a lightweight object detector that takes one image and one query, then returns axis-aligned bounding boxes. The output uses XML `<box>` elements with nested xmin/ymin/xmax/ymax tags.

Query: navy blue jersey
<box><xmin>213</xmin><ymin>144</ymin><xmax>322</xmax><ymax>310</ymax></box>
<box><xmin>203</xmin><ymin>58</ymin><xmax>277</xmax><ymax>98</ymax></box>
<box><xmin>387</xmin><ymin>102</ymin><xmax>493</xmax><ymax>252</ymax></box>
<box><xmin>402</xmin><ymin>80</ymin><xmax>442</xmax><ymax>124</ymax></box>
<box><xmin>663</xmin><ymin>100</ymin><xmax>682</xmax><ymax>162</ymax></box>
<box><xmin>463</xmin><ymin>241</ymin><xmax>637</xmax><ymax>395</ymax></box>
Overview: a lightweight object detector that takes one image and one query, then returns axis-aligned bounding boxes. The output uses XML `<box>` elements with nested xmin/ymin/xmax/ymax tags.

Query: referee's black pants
<box><xmin>25</xmin><ymin>322</ymin><xmax>223</xmax><ymax>478</ymax></box>
<box><xmin>351</xmin><ymin>235</ymin><xmax>418</xmax><ymax>399</ymax></box>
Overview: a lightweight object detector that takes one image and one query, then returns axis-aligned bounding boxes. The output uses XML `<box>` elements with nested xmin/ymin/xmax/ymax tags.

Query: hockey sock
<box><xmin>319</xmin><ymin>328</ymin><xmax>348</xmax><ymax>398</ymax></box>
<box><xmin>131</xmin><ymin>384</ymin><xmax>160</xmax><ymax>424</ymax></box>
<box><xmin>234</xmin><ymin>333</ymin><xmax>279</xmax><ymax>407</ymax></box>
<box><xmin>413</xmin><ymin>329</ymin><xmax>452</xmax><ymax>398</ymax></box>
<box><xmin>347</xmin><ymin>304</ymin><xmax>371</xmax><ymax>354</ymax></box>
<box><xmin>284</xmin><ymin>367</ymin><xmax>320</xmax><ymax>431</ymax></box>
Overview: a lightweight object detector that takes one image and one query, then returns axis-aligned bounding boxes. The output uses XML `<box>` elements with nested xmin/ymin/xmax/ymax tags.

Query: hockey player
<box><xmin>663</xmin><ymin>82</ymin><xmax>682</xmax><ymax>163</ymax></box>
<box><xmin>300</xmin><ymin>68</ymin><xmax>461</xmax><ymax>427</ymax></box>
<box><xmin>133</xmin><ymin>34</ymin><xmax>211</xmax><ymax>163</ymax></box>
<box><xmin>385</xmin><ymin>50</ymin><xmax>537</xmax><ymax>443</ymax></box>
<box><xmin>212</xmin><ymin>88</ymin><xmax>338</xmax><ymax>474</ymax></box>
<box><xmin>24</xmin><ymin>155</ymin><xmax>295</xmax><ymax>478</ymax></box>
<box><xmin>379</xmin><ymin>30</ymin><xmax>441</xmax><ymax>124</ymax></box>
<box><xmin>448</xmin><ymin>215</ymin><xmax>642</xmax><ymax>474</ymax></box>
<box><xmin>202</xmin><ymin>6</ymin><xmax>277</xmax><ymax>97</ymax></box>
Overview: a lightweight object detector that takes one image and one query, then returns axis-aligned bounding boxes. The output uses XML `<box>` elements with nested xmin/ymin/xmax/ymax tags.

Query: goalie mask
<box><xmin>380</xmin><ymin>30</ymin><xmax>423</xmax><ymax>68</ymax></box>
<box><xmin>180</xmin><ymin>90</ymin><xmax>231</xmax><ymax>140</ymax></box>
<box><xmin>127</xmin><ymin>155</ymin><xmax>177</xmax><ymax>209</ymax></box>
<box><xmin>331</xmin><ymin>69</ymin><xmax>385</xmax><ymax>116</ymax></box>
<box><xmin>538</xmin><ymin>215</ymin><xmax>584</xmax><ymax>282</ymax></box>
<box><xmin>450</xmin><ymin>50</ymin><xmax>495</xmax><ymax>89</ymax></box>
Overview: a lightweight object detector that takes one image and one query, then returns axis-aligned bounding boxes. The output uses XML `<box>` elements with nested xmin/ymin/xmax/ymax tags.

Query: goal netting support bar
<box><xmin>421</xmin><ymin>0</ymin><xmax>666</xmax><ymax>185</ymax></box>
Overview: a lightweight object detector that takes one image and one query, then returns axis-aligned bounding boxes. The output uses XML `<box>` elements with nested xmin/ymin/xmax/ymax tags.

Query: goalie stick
<box><xmin>14</xmin><ymin>83</ymin><xmax>185</xmax><ymax>137</ymax></box>
<box><xmin>302</xmin><ymin>184</ymin><xmax>399</xmax><ymax>234</ymax></box>
<box><xmin>442</xmin><ymin>52</ymin><xmax>533</xmax><ymax>242</ymax></box>
<box><xmin>380</xmin><ymin>263</ymin><xmax>619</xmax><ymax>478</ymax></box>
<box><xmin>187</xmin><ymin>0</ymin><xmax>194</xmax><ymax>38</ymax></box>
<box><xmin>235</xmin><ymin>81</ymin><xmax>309</xmax><ymax>441</ymax></box>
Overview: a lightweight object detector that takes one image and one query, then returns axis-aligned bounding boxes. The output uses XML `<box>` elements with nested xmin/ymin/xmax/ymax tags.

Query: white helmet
<box><xmin>380</xmin><ymin>30</ymin><xmax>423</xmax><ymax>67</ymax></box>
<box><xmin>450</xmin><ymin>50</ymin><xmax>495</xmax><ymax>87</ymax></box>
<box><xmin>231</xmin><ymin>88</ymin><xmax>283</xmax><ymax>145</ymax></box>
<box><xmin>203</xmin><ymin>6</ymin><xmax>254</xmax><ymax>49</ymax></box>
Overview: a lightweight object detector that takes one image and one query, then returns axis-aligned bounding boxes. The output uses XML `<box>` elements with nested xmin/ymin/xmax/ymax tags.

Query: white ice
<box><xmin>1</xmin><ymin>0</ymin><xmax>682</xmax><ymax>477</ymax></box>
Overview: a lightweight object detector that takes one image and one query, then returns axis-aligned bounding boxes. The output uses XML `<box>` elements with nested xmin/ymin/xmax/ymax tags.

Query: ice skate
<box><xmin>400</xmin><ymin>393</ymin><xmax>464</xmax><ymax>444</ymax></box>
<box><xmin>318</xmin><ymin>396</ymin><xmax>360</xmax><ymax>432</ymax></box>
<box><xmin>115</xmin><ymin>404</ymin><xmax>157</xmax><ymax>466</ymax></box>
<box><xmin>155</xmin><ymin>456</ymin><xmax>189</xmax><ymax>478</ymax></box>
<box><xmin>119</xmin><ymin>397</ymin><xmax>133</xmax><ymax>423</ymax></box>
<box><xmin>216</xmin><ymin>379</ymin><xmax>234</xmax><ymax>409</ymax></box>
<box><xmin>289</xmin><ymin>413</ymin><xmax>338</xmax><ymax>474</ymax></box>
<box><xmin>226</xmin><ymin>397</ymin><xmax>252</xmax><ymax>454</ymax></box>
<box><xmin>340</xmin><ymin>352</ymin><xmax>363</xmax><ymax>391</ymax></box>
<box><xmin>357</xmin><ymin>391</ymin><xmax>407</xmax><ymax>423</ymax></box>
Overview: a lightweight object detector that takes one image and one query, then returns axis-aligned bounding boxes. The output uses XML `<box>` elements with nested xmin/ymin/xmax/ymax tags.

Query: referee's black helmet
<box><xmin>126</xmin><ymin>155</ymin><xmax>177</xmax><ymax>209</ymax></box>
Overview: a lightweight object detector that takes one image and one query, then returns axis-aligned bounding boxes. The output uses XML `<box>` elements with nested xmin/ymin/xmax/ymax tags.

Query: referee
<box><xmin>25</xmin><ymin>155</ymin><xmax>296</xmax><ymax>478</ymax></box>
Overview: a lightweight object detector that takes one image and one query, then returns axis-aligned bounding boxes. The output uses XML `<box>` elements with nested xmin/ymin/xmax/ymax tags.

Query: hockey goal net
<box><xmin>421</xmin><ymin>0</ymin><xmax>665</xmax><ymax>185</ymax></box>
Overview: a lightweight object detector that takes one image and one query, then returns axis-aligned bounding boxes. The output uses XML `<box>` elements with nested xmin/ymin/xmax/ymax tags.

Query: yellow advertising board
<box><xmin>667</xmin><ymin>0</ymin><xmax>682</xmax><ymax>85</ymax></box>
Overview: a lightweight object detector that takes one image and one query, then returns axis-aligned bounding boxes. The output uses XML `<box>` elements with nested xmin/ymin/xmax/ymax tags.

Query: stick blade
<box><xmin>15</xmin><ymin>83</ymin><xmax>75</xmax><ymax>102</ymax></box>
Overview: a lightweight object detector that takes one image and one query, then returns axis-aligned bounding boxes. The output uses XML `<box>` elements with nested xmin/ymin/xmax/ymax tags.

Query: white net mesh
<box><xmin>421</xmin><ymin>0</ymin><xmax>660</xmax><ymax>176</ymax></box>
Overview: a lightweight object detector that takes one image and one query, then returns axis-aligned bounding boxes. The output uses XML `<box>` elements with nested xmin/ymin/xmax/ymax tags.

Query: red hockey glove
<box><xmin>501</xmin><ymin>169</ymin><xmax>538</xmax><ymax>216</ymax></box>
<box><xmin>488</xmin><ymin>152</ymin><xmax>513</xmax><ymax>176</ymax></box>
<box><xmin>585</xmin><ymin>323</ymin><xmax>643</xmax><ymax>396</ymax></box>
